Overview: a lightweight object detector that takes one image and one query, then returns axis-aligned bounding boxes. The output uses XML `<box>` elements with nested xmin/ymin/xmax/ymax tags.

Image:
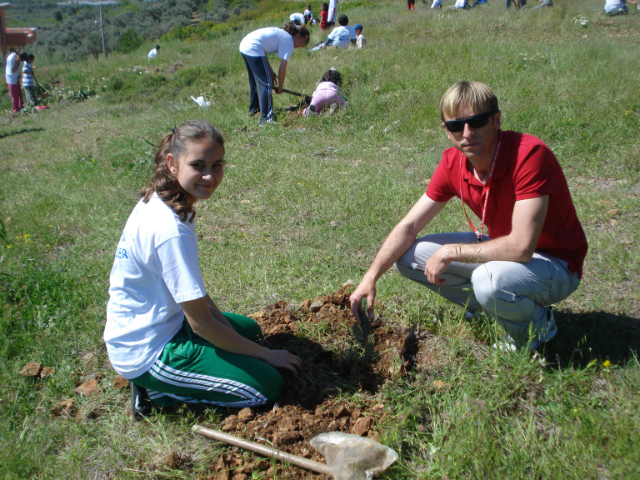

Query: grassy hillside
<box><xmin>1</xmin><ymin>0</ymin><xmax>640</xmax><ymax>478</ymax></box>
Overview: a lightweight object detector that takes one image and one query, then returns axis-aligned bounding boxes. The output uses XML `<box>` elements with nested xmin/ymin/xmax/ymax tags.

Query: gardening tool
<box><xmin>31</xmin><ymin>70</ymin><xmax>49</xmax><ymax>101</ymax></box>
<box><xmin>191</xmin><ymin>425</ymin><xmax>332</xmax><ymax>476</ymax></box>
<box><xmin>271</xmin><ymin>86</ymin><xmax>312</xmax><ymax>105</ymax></box>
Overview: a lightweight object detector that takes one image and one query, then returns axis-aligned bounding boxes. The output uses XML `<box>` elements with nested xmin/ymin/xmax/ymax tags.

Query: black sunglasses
<box><xmin>444</xmin><ymin>110</ymin><xmax>499</xmax><ymax>133</ymax></box>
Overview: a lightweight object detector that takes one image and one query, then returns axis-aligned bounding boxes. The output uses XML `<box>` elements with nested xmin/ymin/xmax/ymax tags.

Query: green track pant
<box><xmin>131</xmin><ymin>313</ymin><xmax>283</xmax><ymax>408</ymax></box>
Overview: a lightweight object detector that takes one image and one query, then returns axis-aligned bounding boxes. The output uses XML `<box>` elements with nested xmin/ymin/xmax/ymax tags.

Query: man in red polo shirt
<box><xmin>350</xmin><ymin>81</ymin><xmax>587</xmax><ymax>351</ymax></box>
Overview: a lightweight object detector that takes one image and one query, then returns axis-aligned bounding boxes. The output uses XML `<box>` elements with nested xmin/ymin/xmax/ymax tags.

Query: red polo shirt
<box><xmin>426</xmin><ymin>130</ymin><xmax>588</xmax><ymax>277</ymax></box>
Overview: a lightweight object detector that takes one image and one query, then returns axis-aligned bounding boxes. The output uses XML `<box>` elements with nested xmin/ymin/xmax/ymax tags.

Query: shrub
<box><xmin>117</xmin><ymin>29</ymin><xmax>145</xmax><ymax>54</ymax></box>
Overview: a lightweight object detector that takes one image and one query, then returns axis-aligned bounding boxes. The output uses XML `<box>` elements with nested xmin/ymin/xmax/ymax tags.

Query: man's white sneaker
<box><xmin>493</xmin><ymin>310</ymin><xmax>557</xmax><ymax>352</ymax></box>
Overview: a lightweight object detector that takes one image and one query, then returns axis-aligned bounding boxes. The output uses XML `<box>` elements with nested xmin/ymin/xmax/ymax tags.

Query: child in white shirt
<box><xmin>353</xmin><ymin>24</ymin><xmax>366</xmax><ymax>49</ymax></box>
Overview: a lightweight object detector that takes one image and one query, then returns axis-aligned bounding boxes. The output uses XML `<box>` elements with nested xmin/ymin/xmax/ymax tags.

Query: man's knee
<box><xmin>471</xmin><ymin>263</ymin><xmax>507</xmax><ymax>307</ymax></box>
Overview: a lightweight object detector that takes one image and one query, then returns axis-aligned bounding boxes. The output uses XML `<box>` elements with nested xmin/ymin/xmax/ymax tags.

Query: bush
<box><xmin>117</xmin><ymin>29</ymin><xmax>145</xmax><ymax>54</ymax></box>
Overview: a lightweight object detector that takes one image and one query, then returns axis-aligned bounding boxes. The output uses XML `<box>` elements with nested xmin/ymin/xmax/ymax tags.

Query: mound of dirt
<box><xmin>198</xmin><ymin>288</ymin><xmax>428</xmax><ymax>479</ymax></box>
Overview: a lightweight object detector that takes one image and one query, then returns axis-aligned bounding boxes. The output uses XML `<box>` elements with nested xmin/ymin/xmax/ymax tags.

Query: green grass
<box><xmin>2</xmin><ymin>0</ymin><xmax>640</xmax><ymax>477</ymax></box>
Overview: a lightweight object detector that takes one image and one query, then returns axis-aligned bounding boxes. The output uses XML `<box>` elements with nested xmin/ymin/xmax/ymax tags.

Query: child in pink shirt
<box><xmin>303</xmin><ymin>69</ymin><xmax>346</xmax><ymax>116</ymax></box>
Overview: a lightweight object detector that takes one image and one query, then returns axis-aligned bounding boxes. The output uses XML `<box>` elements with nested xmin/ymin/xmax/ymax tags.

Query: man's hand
<box><xmin>271</xmin><ymin>72</ymin><xmax>278</xmax><ymax>87</ymax></box>
<box><xmin>264</xmin><ymin>349</ymin><xmax>302</xmax><ymax>375</ymax></box>
<box><xmin>276</xmin><ymin>85</ymin><xmax>283</xmax><ymax>94</ymax></box>
<box><xmin>424</xmin><ymin>244</ymin><xmax>454</xmax><ymax>285</ymax></box>
<box><xmin>350</xmin><ymin>280</ymin><xmax>376</xmax><ymax>325</ymax></box>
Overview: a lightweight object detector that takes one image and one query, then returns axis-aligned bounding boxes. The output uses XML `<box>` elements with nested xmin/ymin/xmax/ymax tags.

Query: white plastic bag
<box><xmin>191</xmin><ymin>95</ymin><xmax>211</xmax><ymax>108</ymax></box>
<box><xmin>310</xmin><ymin>432</ymin><xmax>399</xmax><ymax>480</ymax></box>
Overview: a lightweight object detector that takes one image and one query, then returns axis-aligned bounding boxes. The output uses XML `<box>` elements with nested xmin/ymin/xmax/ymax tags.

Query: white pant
<box><xmin>395</xmin><ymin>232</ymin><xmax>581</xmax><ymax>343</ymax></box>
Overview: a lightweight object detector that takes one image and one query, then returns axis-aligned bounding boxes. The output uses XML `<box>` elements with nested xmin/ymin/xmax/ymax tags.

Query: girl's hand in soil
<box><xmin>264</xmin><ymin>349</ymin><xmax>302</xmax><ymax>375</ymax></box>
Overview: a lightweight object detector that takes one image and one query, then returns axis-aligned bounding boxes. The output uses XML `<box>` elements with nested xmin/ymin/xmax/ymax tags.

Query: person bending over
<box><xmin>239</xmin><ymin>23</ymin><xmax>310</xmax><ymax>126</ymax></box>
<box><xmin>104</xmin><ymin>121</ymin><xmax>302</xmax><ymax>419</ymax></box>
<box><xmin>148</xmin><ymin>45</ymin><xmax>160</xmax><ymax>59</ymax></box>
<box><xmin>350</xmin><ymin>81</ymin><xmax>587</xmax><ymax>351</ymax></box>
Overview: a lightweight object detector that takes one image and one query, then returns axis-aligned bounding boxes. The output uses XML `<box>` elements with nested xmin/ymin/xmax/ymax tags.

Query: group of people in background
<box><xmin>428</xmin><ymin>0</ymin><xmax>553</xmax><ymax>9</ymax></box>
<box><xmin>4</xmin><ymin>48</ymin><xmax>38</xmax><ymax>113</ymax></box>
<box><xmin>239</xmin><ymin>5</ymin><xmax>366</xmax><ymax>126</ymax></box>
<box><xmin>426</xmin><ymin>0</ymin><xmax>637</xmax><ymax>10</ymax></box>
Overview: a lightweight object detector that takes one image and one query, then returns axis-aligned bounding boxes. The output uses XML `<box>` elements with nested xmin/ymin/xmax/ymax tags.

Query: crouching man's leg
<box><xmin>471</xmin><ymin>254</ymin><xmax>580</xmax><ymax>348</ymax></box>
<box><xmin>396</xmin><ymin>233</ymin><xmax>581</xmax><ymax>349</ymax></box>
<box><xmin>395</xmin><ymin>232</ymin><xmax>485</xmax><ymax>312</ymax></box>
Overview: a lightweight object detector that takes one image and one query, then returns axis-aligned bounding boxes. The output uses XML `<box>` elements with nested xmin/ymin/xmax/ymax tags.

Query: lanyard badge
<box><xmin>459</xmin><ymin>135</ymin><xmax>501</xmax><ymax>243</ymax></box>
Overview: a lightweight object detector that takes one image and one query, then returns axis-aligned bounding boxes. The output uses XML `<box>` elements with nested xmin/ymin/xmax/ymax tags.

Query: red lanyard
<box><xmin>459</xmin><ymin>136</ymin><xmax>501</xmax><ymax>243</ymax></box>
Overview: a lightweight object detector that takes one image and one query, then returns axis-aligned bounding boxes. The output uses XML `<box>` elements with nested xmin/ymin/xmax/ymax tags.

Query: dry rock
<box><xmin>310</xmin><ymin>300</ymin><xmax>323</xmax><ymax>312</ymax></box>
<box><xmin>18</xmin><ymin>362</ymin><xmax>41</xmax><ymax>377</ymax></box>
<box><xmin>334</xmin><ymin>405</ymin><xmax>350</xmax><ymax>418</ymax></box>
<box><xmin>237</xmin><ymin>408</ymin><xmax>254</xmax><ymax>421</ymax></box>
<box><xmin>52</xmin><ymin>398</ymin><xmax>76</xmax><ymax>418</ymax></box>
<box><xmin>113</xmin><ymin>374</ymin><xmax>129</xmax><ymax>389</ymax></box>
<box><xmin>274</xmin><ymin>431</ymin><xmax>303</xmax><ymax>445</ymax></box>
<box><xmin>75</xmin><ymin>379</ymin><xmax>101</xmax><ymax>397</ymax></box>
<box><xmin>352</xmin><ymin>416</ymin><xmax>374</xmax><ymax>436</ymax></box>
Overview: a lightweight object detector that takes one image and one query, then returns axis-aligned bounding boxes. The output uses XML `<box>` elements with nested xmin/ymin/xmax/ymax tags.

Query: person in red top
<box><xmin>350</xmin><ymin>81</ymin><xmax>587</xmax><ymax>351</ymax></box>
<box><xmin>320</xmin><ymin>3</ymin><xmax>329</xmax><ymax>30</ymax></box>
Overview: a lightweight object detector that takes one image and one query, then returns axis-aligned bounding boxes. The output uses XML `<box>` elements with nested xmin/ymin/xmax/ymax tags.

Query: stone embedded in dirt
<box><xmin>341</xmin><ymin>279</ymin><xmax>355</xmax><ymax>288</ymax></box>
<box><xmin>18</xmin><ymin>362</ymin><xmax>41</xmax><ymax>377</ymax></box>
<box><xmin>273</xmin><ymin>431</ymin><xmax>303</xmax><ymax>445</ymax></box>
<box><xmin>327</xmin><ymin>420</ymin><xmax>338</xmax><ymax>431</ymax></box>
<box><xmin>113</xmin><ymin>374</ymin><xmax>129</xmax><ymax>389</ymax></box>
<box><xmin>302</xmin><ymin>413</ymin><xmax>317</xmax><ymax>424</ymax></box>
<box><xmin>52</xmin><ymin>398</ymin><xmax>76</xmax><ymax>418</ymax></box>
<box><xmin>310</xmin><ymin>300</ymin><xmax>323</xmax><ymax>312</ymax></box>
<box><xmin>74</xmin><ymin>378</ymin><xmax>101</xmax><ymax>397</ymax></box>
<box><xmin>232</xmin><ymin>474</ymin><xmax>247</xmax><ymax>480</ymax></box>
<box><xmin>352</xmin><ymin>416</ymin><xmax>374</xmax><ymax>436</ymax></box>
<box><xmin>221</xmin><ymin>423</ymin><xmax>235</xmax><ymax>432</ymax></box>
<box><xmin>301</xmin><ymin>299</ymin><xmax>311</xmax><ymax>309</ymax></box>
<box><xmin>237</xmin><ymin>408</ymin><xmax>254</xmax><ymax>421</ymax></box>
<box><xmin>351</xmin><ymin>409</ymin><xmax>362</xmax><ymax>420</ymax></box>
<box><xmin>279</xmin><ymin>418</ymin><xmax>300</xmax><ymax>432</ymax></box>
<box><xmin>334</xmin><ymin>405</ymin><xmax>350</xmax><ymax>418</ymax></box>
<box><xmin>40</xmin><ymin>367</ymin><xmax>55</xmax><ymax>379</ymax></box>
<box><xmin>223</xmin><ymin>415</ymin><xmax>238</xmax><ymax>424</ymax></box>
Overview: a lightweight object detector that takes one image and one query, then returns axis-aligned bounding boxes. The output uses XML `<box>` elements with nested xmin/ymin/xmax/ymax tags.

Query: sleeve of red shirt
<box><xmin>426</xmin><ymin>153</ymin><xmax>456</xmax><ymax>203</ymax></box>
<box><xmin>513</xmin><ymin>141</ymin><xmax>557</xmax><ymax>201</ymax></box>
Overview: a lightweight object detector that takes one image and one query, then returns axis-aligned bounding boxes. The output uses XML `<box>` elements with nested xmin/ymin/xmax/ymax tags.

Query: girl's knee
<box><xmin>258</xmin><ymin>368</ymin><xmax>283</xmax><ymax>405</ymax></box>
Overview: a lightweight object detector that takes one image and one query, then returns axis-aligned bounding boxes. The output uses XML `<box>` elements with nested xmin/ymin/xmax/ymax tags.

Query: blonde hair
<box><xmin>140</xmin><ymin>120</ymin><xmax>224</xmax><ymax>223</ymax></box>
<box><xmin>439</xmin><ymin>81</ymin><xmax>499</xmax><ymax>121</ymax></box>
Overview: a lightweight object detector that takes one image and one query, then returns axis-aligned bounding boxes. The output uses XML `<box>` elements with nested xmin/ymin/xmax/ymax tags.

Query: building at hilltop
<box><xmin>1</xmin><ymin>3</ymin><xmax>37</xmax><ymax>60</ymax></box>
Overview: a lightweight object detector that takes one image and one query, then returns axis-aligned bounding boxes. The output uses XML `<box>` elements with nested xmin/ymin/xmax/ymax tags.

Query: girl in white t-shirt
<box><xmin>104</xmin><ymin>121</ymin><xmax>302</xmax><ymax>419</ymax></box>
<box><xmin>239</xmin><ymin>23</ymin><xmax>310</xmax><ymax>126</ymax></box>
